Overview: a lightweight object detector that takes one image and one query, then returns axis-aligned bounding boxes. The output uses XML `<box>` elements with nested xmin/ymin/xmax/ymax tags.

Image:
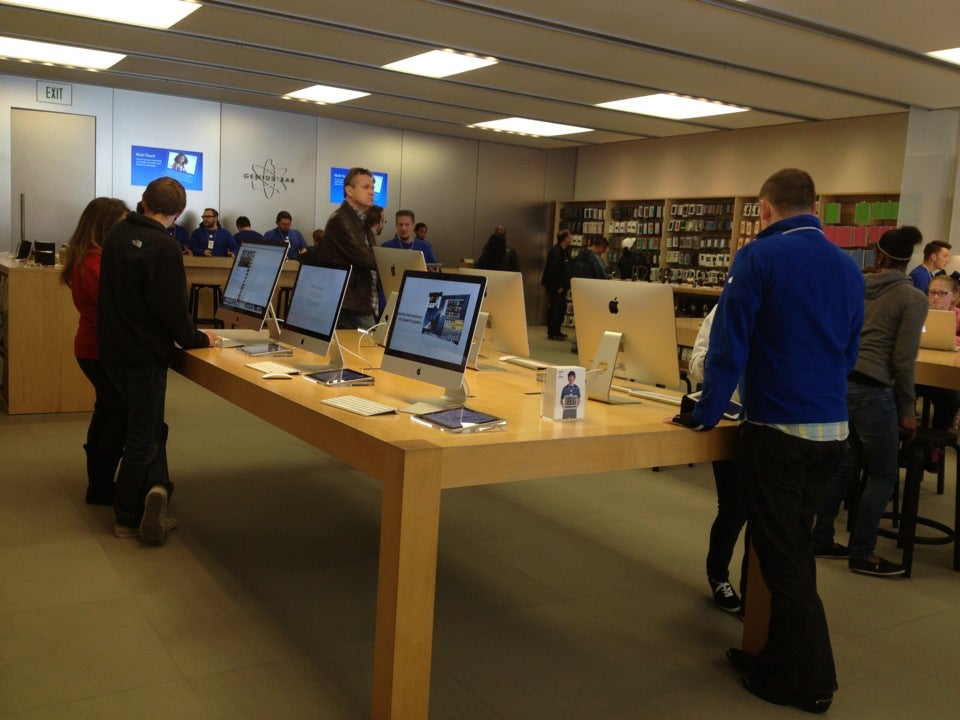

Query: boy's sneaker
<box><xmin>814</xmin><ymin>542</ymin><xmax>849</xmax><ymax>559</ymax></box>
<box><xmin>140</xmin><ymin>486</ymin><xmax>171</xmax><ymax>546</ymax></box>
<box><xmin>709</xmin><ymin>578</ymin><xmax>742</xmax><ymax>613</ymax></box>
<box><xmin>113</xmin><ymin>523</ymin><xmax>139</xmax><ymax>539</ymax></box>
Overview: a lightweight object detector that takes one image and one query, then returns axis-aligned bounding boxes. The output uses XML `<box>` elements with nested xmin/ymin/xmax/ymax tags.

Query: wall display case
<box><xmin>553</xmin><ymin>191</ymin><xmax>900</xmax><ymax>287</ymax></box>
<box><xmin>819</xmin><ymin>192</ymin><xmax>899</xmax><ymax>271</ymax></box>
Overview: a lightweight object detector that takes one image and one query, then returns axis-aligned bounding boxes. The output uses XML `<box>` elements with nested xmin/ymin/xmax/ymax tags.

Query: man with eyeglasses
<box><xmin>189</xmin><ymin>208</ymin><xmax>237</xmax><ymax>257</ymax></box>
<box><xmin>908</xmin><ymin>240</ymin><xmax>952</xmax><ymax>294</ymax></box>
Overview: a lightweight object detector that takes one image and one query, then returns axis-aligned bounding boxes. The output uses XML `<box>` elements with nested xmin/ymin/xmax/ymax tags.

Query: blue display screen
<box><xmin>330</xmin><ymin>167</ymin><xmax>387</xmax><ymax>206</ymax></box>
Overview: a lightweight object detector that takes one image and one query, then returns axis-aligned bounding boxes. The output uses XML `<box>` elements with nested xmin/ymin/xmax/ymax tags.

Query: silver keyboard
<box><xmin>246</xmin><ymin>360</ymin><xmax>299</xmax><ymax>375</ymax></box>
<box><xmin>321</xmin><ymin>395</ymin><xmax>398</xmax><ymax>416</ymax></box>
<box><xmin>611</xmin><ymin>384</ymin><xmax>682</xmax><ymax>406</ymax></box>
<box><xmin>499</xmin><ymin>355</ymin><xmax>555</xmax><ymax>369</ymax></box>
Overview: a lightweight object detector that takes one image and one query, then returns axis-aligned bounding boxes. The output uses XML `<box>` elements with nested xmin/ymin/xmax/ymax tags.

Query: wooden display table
<box><xmin>173</xmin><ymin>337</ymin><xmax>737</xmax><ymax>719</ymax></box>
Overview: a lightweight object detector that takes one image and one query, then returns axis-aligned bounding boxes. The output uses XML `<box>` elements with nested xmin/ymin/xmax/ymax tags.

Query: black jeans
<box><xmin>706</xmin><ymin>458</ymin><xmax>747</xmax><ymax>593</ymax></box>
<box><xmin>77</xmin><ymin>356</ymin><xmax>126</xmax><ymax>496</ymax></box>
<box><xmin>106</xmin><ymin>365</ymin><xmax>172</xmax><ymax>528</ymax></box>
<box><xmin>739</xmin><ymin>423</ymin><xmax>844</xmax><ymax>697</ymax></box>
<box><xmin>546</xmin><ymin>287</ymin><xmax>566</xmax><ymax>336</ymax></box>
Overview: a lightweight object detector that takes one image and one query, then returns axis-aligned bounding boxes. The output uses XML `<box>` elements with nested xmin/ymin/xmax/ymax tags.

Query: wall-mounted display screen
<box><xmin>131</xmin><ymin>145</ymin><xmax>204</xmax><ymax>191</ymax></box>
<box><xmin>329</xmin><ymin>167</ymin><xmax>387</xmax><ymax>206</ymax></box>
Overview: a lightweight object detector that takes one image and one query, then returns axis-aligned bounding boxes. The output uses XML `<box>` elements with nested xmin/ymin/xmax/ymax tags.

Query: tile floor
<box><xmin>2</xmin><ymin>328</ymin><xmax>959</xmax><ymax>719</ymax></box>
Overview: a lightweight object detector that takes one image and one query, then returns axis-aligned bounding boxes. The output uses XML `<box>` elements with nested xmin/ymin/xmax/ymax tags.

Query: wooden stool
<box><xmin>189</xmin><ymin>283</ymin><xmax>223</xmax><ymax>328</ymax></box>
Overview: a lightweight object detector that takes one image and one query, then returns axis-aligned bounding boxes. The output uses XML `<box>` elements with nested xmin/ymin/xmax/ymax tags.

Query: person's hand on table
<box><xmin>668</xmin><ymin>412</ymin><xmax>714</xmax><ymax>432</ymax></box>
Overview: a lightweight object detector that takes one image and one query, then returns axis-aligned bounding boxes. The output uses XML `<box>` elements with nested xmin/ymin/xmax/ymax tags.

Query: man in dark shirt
<box><xmin>305</xmin><ymin>167</ymin><xmax>378</xmax><ymax>329</ymax></box>
<box><xmin>541</xmin><ymin>230</ymin><xmax>572</xmax><ymax>340</ymax></box>
<box><xmin>233</xmin><ymin>215</ymin><xmax>263</xmax><ymax>247</ymax></box>
<box><xmin>99</xmin><ymin>176</ymin><xmax>216</xmax><ymax>545</ymax></box>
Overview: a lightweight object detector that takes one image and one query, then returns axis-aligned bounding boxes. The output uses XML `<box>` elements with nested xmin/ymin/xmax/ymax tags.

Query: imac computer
<box><xmin>570</xmin><ymin>279</ymin><xmax>680</xmax><ymax>403</ymax></box>
<box><xmin>215</xmin><ymin>238</ymin><xmax>289</xmax><ymax>340</ymax></box>
<box><xmin>280</xmin><ymin>262</ymin><xmax>352</xmax><ymax>370</ymax></box>
<box><xmin>374</xmin><ymin>246</ymin><xmax>428</xmax><ymax>304</ymax></box>
<box><xmin>458</xmin><ymin>268</ymin><xmax>530</xmax><ymax>362</ymax></box>
<box><xmin>381</xmin><ymin>270</ymin><xmax>487</xmax><ymax>412</ymax></box>
<box><xmin>33</xmin><ymin>241</ymin><xmax>56</xmax><ymax>266</ymax></box>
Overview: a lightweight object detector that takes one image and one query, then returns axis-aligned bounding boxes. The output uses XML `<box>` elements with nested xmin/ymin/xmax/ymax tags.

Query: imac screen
<box><xmin>382</xmin><ymin>271</ymin><xmax>486</xmax><ymax>388</ymax></box>
<box><xmin>459</xmin><ymin>268</ymin><xmax>530</xmax><ymax>357</ymax></box>
<box><xmin>216</xmin><ymin>238</ymin><xmax>289</xmax><ymax>330</ymax></box>
<box><xmin>373</xmin><ymin>246</ymin><xmax>427</xmax><ymax>302</ymax></box>
<box><xmin>571</xmin><ymin>279</ymin><xmax>680</xmax><ymax>389</ymax></box>
<box><xmin>281</xmin><ymin>262</ymin><xmax>352</xmax><ymax>355</ymax></box>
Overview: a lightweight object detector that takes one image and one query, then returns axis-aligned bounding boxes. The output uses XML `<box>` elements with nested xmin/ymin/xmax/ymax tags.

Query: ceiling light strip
<box><xmin>423</xmin><ymin>0</ymin><xmax>918</xmax><ymax>111</ymax></box>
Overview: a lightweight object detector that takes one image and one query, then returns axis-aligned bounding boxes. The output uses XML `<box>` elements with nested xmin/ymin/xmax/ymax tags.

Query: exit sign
<box><xmin>36</xmin><ymin>81</ymin><xmax>72</xmax><ymax>105</ymax></box>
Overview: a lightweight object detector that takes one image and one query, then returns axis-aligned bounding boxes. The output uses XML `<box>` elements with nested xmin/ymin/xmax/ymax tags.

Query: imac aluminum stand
<box><xmin>586</xmin><ymin>331</ymin><xmax>640</xmax><ymax>404</ymax></box>
<box><xmin>371</xmin><ymin>291</ymin><xmax>397</xmax><ymax>347</ymax></box>
<box><xmin>265</xmin><ymin>302</ymin><xmax>282</xmax><ymax>339</ymax></box>
<box><xmin>295</xmin><ymin>331</ymin><xmax>347</xmax><ymax>373</ymax></box>
<box><xmin>466</xmin><ymin>312</ymin><xmax>504</xmax><ymax>372</ymax></box>
<box><xmin>402</xmin><ymin>376</ymin><xmax>471</xmax><ymax>414</ymax></box>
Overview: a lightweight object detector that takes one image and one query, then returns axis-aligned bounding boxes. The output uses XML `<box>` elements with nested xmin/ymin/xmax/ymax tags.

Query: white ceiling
<box><xmin>2</xmin><ymin>0</ymin><xmax>959</xmax><ymax>149</ymax></box>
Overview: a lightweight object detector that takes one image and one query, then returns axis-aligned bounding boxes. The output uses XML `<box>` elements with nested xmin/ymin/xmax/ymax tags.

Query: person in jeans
<box><xmin>813</xmin><ymin>226</ymin><xmax>926</xmax><ymax>577</ymax></box>
<box><xmin>98</xmin><ymin>176</ymin><xmax>216</xmax><ymax>544</ymax></box>
<box><xmin>674</xmin><ymin>168</ymin><xmax>865</xmax><ymax>714</ymax></box>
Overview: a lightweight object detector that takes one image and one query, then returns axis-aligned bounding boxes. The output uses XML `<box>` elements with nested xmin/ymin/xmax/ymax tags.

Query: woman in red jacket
<box><xmin>60</xmin><ymin>197</ymin><xmax>129</xmax><ymax>504</ymax></box>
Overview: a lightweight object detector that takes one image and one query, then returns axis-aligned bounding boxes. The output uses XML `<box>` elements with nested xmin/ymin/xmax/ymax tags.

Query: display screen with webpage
<box><xmin>220</xmin><ymin>239</ymin><xmax>288</xmax><ymax>315</ymax></box>
<box><xmin>384</xmin><ymin>272</ymin><xmax>485</xmax><ymax>371</ymax></box>
<box><xmin>283</xmin><ymin>263</ymin><xmax>351</xmax><ymax>341</ymax></box>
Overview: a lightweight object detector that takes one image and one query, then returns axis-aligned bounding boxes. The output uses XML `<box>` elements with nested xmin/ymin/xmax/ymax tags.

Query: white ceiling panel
<box><xmin>1</xmin><ymin>0</ymin><xmax>955</xmax><ymax>146</ymax></box>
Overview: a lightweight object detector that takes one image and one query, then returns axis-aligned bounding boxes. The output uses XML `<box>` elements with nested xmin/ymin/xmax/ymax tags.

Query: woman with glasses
<box><xmin>915</xmin><ymin>274</ymin><xmax>960</xmax><ymax>470</ymax></box>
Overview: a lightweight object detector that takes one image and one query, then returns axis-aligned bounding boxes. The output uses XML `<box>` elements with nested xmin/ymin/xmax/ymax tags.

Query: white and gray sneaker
<box><xmin>709</xmin><ymin>578</ymin><xmax>742</xmax><ymax>613</ymax></box>
<box><xmin>140</xmin><ymin>486</ymin><xmax>176</xmax><ymax>546</ymax></box>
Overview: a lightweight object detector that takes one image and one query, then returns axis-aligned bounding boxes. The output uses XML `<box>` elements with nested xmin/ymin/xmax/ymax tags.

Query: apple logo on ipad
<box><xmin>608</xmin><ymin>297</ymin><xmax>619</xmax><ymax>314</ymax></box>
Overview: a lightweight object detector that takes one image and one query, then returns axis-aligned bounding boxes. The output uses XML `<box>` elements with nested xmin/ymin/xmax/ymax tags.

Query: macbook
<box><xmin>919</xmin><ymin>309</ymin><xmax>960</xmax><ymax>352</ymax></box>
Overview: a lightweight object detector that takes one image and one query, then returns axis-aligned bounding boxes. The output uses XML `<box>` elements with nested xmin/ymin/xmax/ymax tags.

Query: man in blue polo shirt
<box><xmin>189</xmin><ymin>208</ymin><xmax>237</xmax><ymax>257</ymax></box>
<box><xmin>264</xmin><ymin>210</ymin><xmax>308</xmax><ymax>259</ymax></box>
<box><xmin>381</xmin><ymin>209</ymin><xmax>437</xmax><ymax>263</ymax></box>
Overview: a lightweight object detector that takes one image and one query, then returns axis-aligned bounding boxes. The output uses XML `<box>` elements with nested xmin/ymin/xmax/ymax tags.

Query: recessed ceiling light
<box><xmin>0</xmin><ymin>0</ymin><xmax>201</xmax><ymax>29</ymax></box>
<box><xmin>283</xmin><ymin>84</ymin><xmax>370</xmax><ymax>104</ymax></box>
<box><xmin>470</xmin><ymin>117</ymin><xmax>592</xmax><ymax>137</ymax></box>
<box><xmin>597</xmin><ymin>94</ymin><xmax>747</xmax><ymax>120</ymax></box>
<box><xmin>928</xmin><ymin>47</ymin><xmax>960</xmax><ymax>65</ymax></box>
<box><xmin>0</xmin><ymin>35</ymin><xmax>124</xmax><ymax>69</ymax></box>
<box><xmin>383</xmin><ymin>49</ymin><xmax>497</xmax><ymax>78</ymax></box>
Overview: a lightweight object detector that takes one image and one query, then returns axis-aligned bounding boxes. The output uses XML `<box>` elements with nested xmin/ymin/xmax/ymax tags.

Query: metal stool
<box><xmin>878</xmin><ymin>428</ymin><xmax>960</xmax><ymax>577</ymax></box>
<box><xmin>189</xmin><ymin>283</ymin><xmax>223</xmax><ymax>328</ymax></box>
<box><xmin>276</xmin><ymin>286</ymin><xmax>294</xmax><ymax>321</ymax></box>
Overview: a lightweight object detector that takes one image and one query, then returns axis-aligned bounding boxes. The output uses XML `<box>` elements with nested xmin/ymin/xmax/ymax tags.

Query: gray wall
<box><xmin>0</xmin><ymin>73</ymin><xmax>573</xmax><ymax>323</ymax></box>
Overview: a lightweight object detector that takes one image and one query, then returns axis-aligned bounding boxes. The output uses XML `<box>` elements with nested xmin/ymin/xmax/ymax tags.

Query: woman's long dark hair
<box><xmin>60</xmin><ymin>197</ymin><xmax>129</xmax><ymax>287</ymax></box>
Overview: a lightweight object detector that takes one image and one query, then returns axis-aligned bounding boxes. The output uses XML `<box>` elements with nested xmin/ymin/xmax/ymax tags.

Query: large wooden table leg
<box><xmin>372</xmin><ymin>447</ymin><xmax>443</xmax><ymax>720</ymax></box>
<box><xmin>741</xmin><ymin>540</ymin><xmax>771</xmax><ymax>654</ymax></box>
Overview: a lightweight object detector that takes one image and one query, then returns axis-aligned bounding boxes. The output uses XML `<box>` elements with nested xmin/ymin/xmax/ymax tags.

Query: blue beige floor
<box><xmin>1</xmin><ymin>329</ymin><xmax>959</xmax><ymax>719</ymax></box>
